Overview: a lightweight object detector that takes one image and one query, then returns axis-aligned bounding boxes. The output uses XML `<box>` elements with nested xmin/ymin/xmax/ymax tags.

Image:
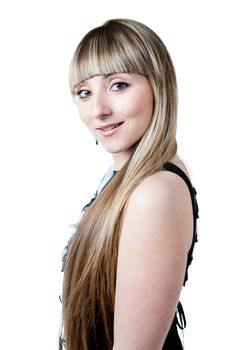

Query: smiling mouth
<box><xmin>97</xmin><ymin>122</ymin><xmax>124</xmax><ymax>131</ymax></box>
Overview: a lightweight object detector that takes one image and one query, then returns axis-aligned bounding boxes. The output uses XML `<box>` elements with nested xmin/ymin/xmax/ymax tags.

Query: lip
<box><xmin>96</xmin><ymin>122</ymin><xmax>124</xmax><ymax>137</ymax></box>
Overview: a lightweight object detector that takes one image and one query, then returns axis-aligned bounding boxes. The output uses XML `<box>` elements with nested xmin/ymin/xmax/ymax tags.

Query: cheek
<box><xmin>138</xmin><ymin>92</ymin><xmax>154</xmax><ymax>128</ymax></box>
<box><xmin>124</xmin><ymin>97</ymin><xmax>154</xmax><ymax>129</ymax></box>
<box><xmin>115</xmin><ymin>96</ymin><xmax>153</xmax><ymax>121</ymax></box>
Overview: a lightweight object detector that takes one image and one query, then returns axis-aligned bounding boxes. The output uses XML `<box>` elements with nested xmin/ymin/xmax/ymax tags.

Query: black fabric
<box><xmin>163</xmin><ymin>317</ymin><xmax>183</xmax><ymax>349</ymax></box>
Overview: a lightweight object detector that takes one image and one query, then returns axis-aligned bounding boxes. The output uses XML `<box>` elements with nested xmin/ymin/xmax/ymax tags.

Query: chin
<box><xmin>103</xmin><ymin>146</ymin><xmax>124</xmax><ymax>154</ymax></box>
<box><xmin>101</xmin><ymin>140</ymin><xmax>137</xmax><ymax>155</ymax></box>
<box><xmin>104</xmin><ymin>141</ymin><xmax>128</xmax><ymax>150</ymax></box>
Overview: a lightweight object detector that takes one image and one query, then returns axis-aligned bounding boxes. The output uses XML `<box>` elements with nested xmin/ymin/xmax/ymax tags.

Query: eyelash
<box><xmin>75</xmin><ymin>89</ymin><xmax>90</xmax><ymax>99</ymax></box>
<box><xmin>75</xmin><ymin>81</ymin><xmax>129</xmax><ymax>100</ymax></box>
<box><xmin>111</xmin><ymin>81</ymin><xmax>129</xmax><ymax>90</ymax></box>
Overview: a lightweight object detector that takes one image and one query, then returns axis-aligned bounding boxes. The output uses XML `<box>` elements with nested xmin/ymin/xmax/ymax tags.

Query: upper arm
<box><xmin>113</xmin><ymin>172</ymin><xmax>193</xmax><ymax>350</ymax></box>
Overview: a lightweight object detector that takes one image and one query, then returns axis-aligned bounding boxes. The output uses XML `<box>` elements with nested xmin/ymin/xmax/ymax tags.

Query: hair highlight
<box><xmin>63</xmin><ymin>18</ymin><xmax>178</xmax><ymax>350</ymax></box>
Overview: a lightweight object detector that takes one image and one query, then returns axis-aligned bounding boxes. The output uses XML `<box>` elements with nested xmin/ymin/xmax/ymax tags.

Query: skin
<box><xmin>74</xmin><ymin>73</ymin><xmax>193</xmax><ymax>349</ymax></box>
<box><xmin>74</xmin><ymin>73</ymin><xmax>154</xmax><ymax>170</ymax></box>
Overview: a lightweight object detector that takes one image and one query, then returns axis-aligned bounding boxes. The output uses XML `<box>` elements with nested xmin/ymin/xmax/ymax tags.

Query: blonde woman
<box><xmin>60</xmin><ymin>18</ymin><xmax>199</xmax><ymax>350</ymax></box>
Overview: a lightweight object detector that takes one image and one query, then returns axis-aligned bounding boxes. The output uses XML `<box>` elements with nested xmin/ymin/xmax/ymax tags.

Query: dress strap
<box><xmin>163</xmin><ymin>161</ymin><xmax>199</xmax><ymax>223</ymax></box>
<box><xmin>176</xmin><ymin>301</ymin><xmax>186</xmax><ymax>330</ymax></box>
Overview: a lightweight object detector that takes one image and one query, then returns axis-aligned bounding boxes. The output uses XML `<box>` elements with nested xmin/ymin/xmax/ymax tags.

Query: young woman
<box><xmin>60</xmin><ymin>18</ymin><xmax>199</xmax><ymax>350</ymax></box>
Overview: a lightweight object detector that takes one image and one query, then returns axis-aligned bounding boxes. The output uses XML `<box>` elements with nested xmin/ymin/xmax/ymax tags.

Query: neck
<box><xmin>112</xmin><ymin>150</ymin><xmax>132</xmax><ymax>171</ymax></box>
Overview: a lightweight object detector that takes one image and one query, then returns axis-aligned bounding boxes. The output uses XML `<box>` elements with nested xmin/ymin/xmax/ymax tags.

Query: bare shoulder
<box><xmin>124</xmin><ymin>157</ymin><xmax>193</xmax><ymax>251</ymax></box>
<box><xmin>130</xmin><ymin>163</ymin><xmax>191</xmax><ymax>212</ymax></box>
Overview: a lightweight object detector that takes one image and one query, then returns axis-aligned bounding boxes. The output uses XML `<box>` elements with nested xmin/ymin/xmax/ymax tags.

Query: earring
<box><xmin>95</xmin><ymin>139</ymin><xmax>98</xmax><ymax>145</ymax></box>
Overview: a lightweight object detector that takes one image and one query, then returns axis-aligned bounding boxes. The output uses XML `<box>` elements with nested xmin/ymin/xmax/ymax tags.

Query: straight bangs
<box><xmin>69</xmin><ymin>24</ymin><xmax>152</xmax><ymax>91</ymax></box>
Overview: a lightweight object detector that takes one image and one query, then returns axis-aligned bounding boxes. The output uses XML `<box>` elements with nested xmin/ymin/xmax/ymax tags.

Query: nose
<box><xmin>91</xmin><ymin>91</ymin><xmax>112</xmax><ymax>119</ymax></box>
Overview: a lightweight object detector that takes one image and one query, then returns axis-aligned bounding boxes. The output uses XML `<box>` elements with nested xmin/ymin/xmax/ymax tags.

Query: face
<box><xmin>73</xmin><ymin>73</ymin><xmax>154</xmax><ymax>169</ymax></box>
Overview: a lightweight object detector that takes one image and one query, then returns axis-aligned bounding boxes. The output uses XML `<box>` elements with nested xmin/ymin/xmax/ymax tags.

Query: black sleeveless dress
<box><xmin>162</xmin><ymin>162</ymin><xmax>199</xmax><ymax>349</ymax></box>
<box><xmin>60</xmin><ymin>162</ymin><xmax>199</xmax><ymax>349</ymax></box>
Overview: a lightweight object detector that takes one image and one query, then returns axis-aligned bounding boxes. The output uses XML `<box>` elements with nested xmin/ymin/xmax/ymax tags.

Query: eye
<box><xmin>111</xmin><ymin>82</ymin><xmax>129</xmax><ymax>91</ymax></box>
<box><xmin>74</xmin><ymin>89</ymin><xmax>91</xmax><ymax>99</ymax></box>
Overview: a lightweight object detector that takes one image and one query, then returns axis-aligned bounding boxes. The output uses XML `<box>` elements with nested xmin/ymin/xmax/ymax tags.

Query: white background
<box><xmin>0</xmin><ymin>1</ymin><xmax>232</xmax><ymax>349</ymax></box>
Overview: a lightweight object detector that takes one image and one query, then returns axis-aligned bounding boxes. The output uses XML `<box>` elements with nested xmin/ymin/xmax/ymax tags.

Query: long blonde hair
<box><xmin>62</xmin><ymin>18</ymin><xmax>178</xmax><ymax>350</ymax></box>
